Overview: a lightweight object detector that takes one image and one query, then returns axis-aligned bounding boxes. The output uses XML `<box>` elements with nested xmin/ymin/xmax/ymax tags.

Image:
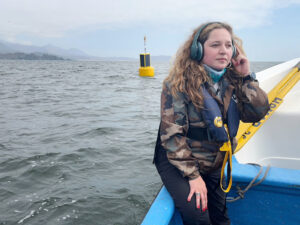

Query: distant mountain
<box><xmin>0</xmin><ymin>40</ymin><xmax>173</xmax><ymax>61</ymax></box>
<box><xmin>0</xmin><ymin>42</ymin><xmax>14</xmax><ymax>53</ymax></box>
<box><xmin>0</xmin><ymin>40</ymin><xmax>90</xmax><ymax>60</ymax></box>
<box><xmin>151</xmin><ymin>55</ymin><xmax>172</xmax><ymax>62</ymax></box>
<box><xmin>36</xmin><ymin>44</ymin><xmax>90</xmax><ymax>59</ymax></box>
<box><xmin>89</xmin><ymin>56</ymin><xmax>138</xmax><ymax>61</ymax></box>
<box><xmin>89</xmin><ymin>55</ymin><xmax>172</xmax><ymax>62</ymax></box>
<box><xmin>86</xmin><ymin>55</ymin><xmax>172</xmax><ymax>62</ymax></box>
<box><xmin>0</xmin><ymin>52</ymin><xmax>65</xmax><ymax>60</ymax></box>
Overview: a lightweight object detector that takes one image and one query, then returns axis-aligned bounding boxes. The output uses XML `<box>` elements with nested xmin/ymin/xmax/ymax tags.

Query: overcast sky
<box><xmin>1</xmin><ymin>0</ymin><xmax>300</xmax><ymax>61</ymax></box>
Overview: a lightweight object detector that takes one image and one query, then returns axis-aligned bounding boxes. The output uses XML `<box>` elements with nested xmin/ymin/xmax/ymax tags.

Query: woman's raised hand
<box><xmin>187</xmin><ymin>176</ymin><xmax>208</xmax><ymax>212</ymax></box>
<box><xmin>231</xmin><ymin>46</ymin><xmax>250</xmax><ymax>76</ymax></box>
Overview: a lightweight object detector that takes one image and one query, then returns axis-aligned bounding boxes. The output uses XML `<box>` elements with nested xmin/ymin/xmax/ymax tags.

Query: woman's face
<box><xmin>202</xmin><ymin>28</ymin><xmax>233</xmax><ymax>70</ymax></box>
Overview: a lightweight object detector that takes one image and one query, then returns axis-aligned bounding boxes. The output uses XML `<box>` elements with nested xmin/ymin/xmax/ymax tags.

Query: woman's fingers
<box><xmin>188</xmin><ymin>191</ymin><xmax>208</xmax><ymax>211</ymax></box>
<box><xmin>201</xmin><ymin>192</ymin><xmax>207</xmax><ymax>211</ymax></box>
<box><xmin>187</xmin><ymin>190</ymin><xmax>194</xmax><ymax>202</ymax></box>
<box><xmin>231</xmin><ymin>54</ymin><xmax>250</xmax><ymax>76</ymax></box>
<box><xmin>196</xmin><ymin>192</ymin><xmax>201</xmax><ymax>209</ymax></box>
<box><xmin>232</xmin><ymin>58</ymin><xmax>238</xmax><ymax>67</ymax></box>
<box><xmin>188</xmin><ymin>176</ymin><xmax>208</xmax><ymax>211</ymax></box>
<box><xmin>232</xmin><ymin>56</ymin><xmax>244</xmax><ymax>66</ymax></box>
<box><xmin>196</xmin><ymin>192</ymin><xmax>207</xmax><ymax>211</ymax></box>
<box><xmin>240</xmin><ymin>58</ymin><xmax>246</xmax><ymax>65</ymax></box>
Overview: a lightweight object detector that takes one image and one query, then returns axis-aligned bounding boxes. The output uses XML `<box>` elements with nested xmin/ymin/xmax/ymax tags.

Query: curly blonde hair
<box><xmin>165</xmin><ymin>22</ymin><xmax>245</xmax><ymax>110</ymax></box>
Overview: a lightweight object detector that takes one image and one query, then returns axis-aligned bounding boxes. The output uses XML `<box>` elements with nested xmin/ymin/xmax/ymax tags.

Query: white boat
<box><xmin>142</xmin><ymin>58</ymin><xmax>300</xmax><ymax>225</ymax></box>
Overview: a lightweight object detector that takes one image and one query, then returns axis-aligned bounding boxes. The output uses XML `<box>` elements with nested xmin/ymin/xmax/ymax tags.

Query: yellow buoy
<box><xmin>139</xmin><ymin>53</ymin><xmax>154</xmax><ymax>77</ymax></box>
<box><xmin>139</xmin><ymin>36</ymin><xmax>154</xmax><ymax>77</ymax></box>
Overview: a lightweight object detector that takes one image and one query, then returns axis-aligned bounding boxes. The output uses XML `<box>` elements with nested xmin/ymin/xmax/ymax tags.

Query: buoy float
<box><xmin>139</xmin><ymin>36</ymin><xmax>154</xmax><ymax>77</ymax></box>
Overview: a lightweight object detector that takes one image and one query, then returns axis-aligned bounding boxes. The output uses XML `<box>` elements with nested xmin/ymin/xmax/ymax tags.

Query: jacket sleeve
<box><xmin>160</xmin><ymin>82</ymin><xmax>200</xmax><ymax>180</ymax></box>
<box><xmin>236</xmin><ymin>74</ymin><xmax>270</xmax><ymax>123</ymax></box>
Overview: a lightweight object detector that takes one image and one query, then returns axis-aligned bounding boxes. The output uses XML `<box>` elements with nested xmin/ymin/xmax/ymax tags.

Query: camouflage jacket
<box><xmin>159</xmin><ymin>73</ymin><xmax>270</xmax><ymax>180</ymax></box>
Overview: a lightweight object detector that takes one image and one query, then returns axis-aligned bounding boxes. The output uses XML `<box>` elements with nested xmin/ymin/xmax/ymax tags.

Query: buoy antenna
<box><xmin>144</xmin><ymin>35</ymin><xmax>147</xmax><ymax>53</ymax></box>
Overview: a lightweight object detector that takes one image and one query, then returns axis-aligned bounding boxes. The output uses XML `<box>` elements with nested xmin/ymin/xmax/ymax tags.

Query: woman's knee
<box><xmin>155</xmin><ymin>157</ymin><xmax>211</xmax><ymax>224</ymax></box>
<box><xmin>178</xmin><ymin>204</ymin><xmax>211</xmax><ymax>225</ymax></box>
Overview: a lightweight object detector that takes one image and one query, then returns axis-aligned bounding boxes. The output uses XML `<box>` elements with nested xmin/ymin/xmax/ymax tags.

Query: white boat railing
<box><xmin>235</xmin><ymin>58</ymin><xmax>300</xmax><ymax>170</ymax></box>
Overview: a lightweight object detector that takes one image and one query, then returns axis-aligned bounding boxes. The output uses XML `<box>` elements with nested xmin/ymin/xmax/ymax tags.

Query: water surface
<box><xmin>0</xmin><ymin>60</ymin><xmax>279</xmax><ymax>225</ymax></box>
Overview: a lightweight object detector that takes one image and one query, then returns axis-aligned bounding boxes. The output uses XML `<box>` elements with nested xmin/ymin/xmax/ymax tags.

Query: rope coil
<box><xmin>226</xmin><ymin>163</ymin><xmax>271</xmax><ymax>202</ymax></box>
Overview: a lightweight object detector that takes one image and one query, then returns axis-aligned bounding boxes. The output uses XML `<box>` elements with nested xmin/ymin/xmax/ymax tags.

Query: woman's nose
<box><xmin>219</xmin><ymin>45</ymin><xmax>226</xmax><ymax>54</ymax></box>
<box><xmin>219</xmin><ymin>45</ymin><xmax>229</xmax><ymax>54</ymax></box>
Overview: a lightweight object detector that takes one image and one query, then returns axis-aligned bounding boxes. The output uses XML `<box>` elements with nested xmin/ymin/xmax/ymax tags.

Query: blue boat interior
<box><xmin>141</xmin><ymin>156</ymin><xmax>300</xmax><ymax>225</ymax></box>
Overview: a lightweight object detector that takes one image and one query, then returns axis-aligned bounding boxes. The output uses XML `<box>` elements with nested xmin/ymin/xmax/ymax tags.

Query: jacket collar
<box><xmin>204</xmin><ymin>75</ymin><xmax>235</xmax><ymax>119</ymax></box>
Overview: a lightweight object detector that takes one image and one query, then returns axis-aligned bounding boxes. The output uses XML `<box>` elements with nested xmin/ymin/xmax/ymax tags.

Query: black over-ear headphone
<box><xmin>190</xmin><ymin>22</ymin><xmax>236</xmax><ymax>61</ymax></box>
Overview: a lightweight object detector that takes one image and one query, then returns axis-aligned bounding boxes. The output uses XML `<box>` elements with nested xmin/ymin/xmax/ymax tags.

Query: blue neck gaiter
<box><xmin>203</xmin><ymin>64</ymin><xmax>226</xmax><ymax>83</ymax></box>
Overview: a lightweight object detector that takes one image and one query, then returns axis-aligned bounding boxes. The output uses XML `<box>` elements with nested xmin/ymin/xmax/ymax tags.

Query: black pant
<box><xmin>154</xmin><ymin>146</ymin><xmax>230</xmax><ymax>225</ymax></box>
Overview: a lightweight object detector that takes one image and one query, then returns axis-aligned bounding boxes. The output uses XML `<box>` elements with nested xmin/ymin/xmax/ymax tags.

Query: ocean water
<box><xmin>0</xmin><ymin>60</ymin><xmax>279</xmax><ymax>225</ymax></box>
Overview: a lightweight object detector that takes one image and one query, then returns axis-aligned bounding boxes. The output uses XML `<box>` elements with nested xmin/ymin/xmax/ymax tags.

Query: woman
<box><xmin>153</xmin><ymin>22</ymin><xmax>270</xmax><ymax>225</ymax></box>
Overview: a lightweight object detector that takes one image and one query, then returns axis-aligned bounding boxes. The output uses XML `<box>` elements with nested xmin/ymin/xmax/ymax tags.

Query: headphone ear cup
<box><xmin>232</xmin><ymin>42</ymin><xmax>236</xmax><ymax>58</ymax></box>
<box><xmin>196</xmin><ymin>42</ymin><xmax>203</xmax><ymax>61</ymax></box>
<box><xmin>190</xmin><ymin>42</ymin><xmax>198</xmax><ymax>60</ymax></box>
<box><xmin>190</xmin><ymin>22</ymin><xmax>215</xmax><ymax>61</ymax></box>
